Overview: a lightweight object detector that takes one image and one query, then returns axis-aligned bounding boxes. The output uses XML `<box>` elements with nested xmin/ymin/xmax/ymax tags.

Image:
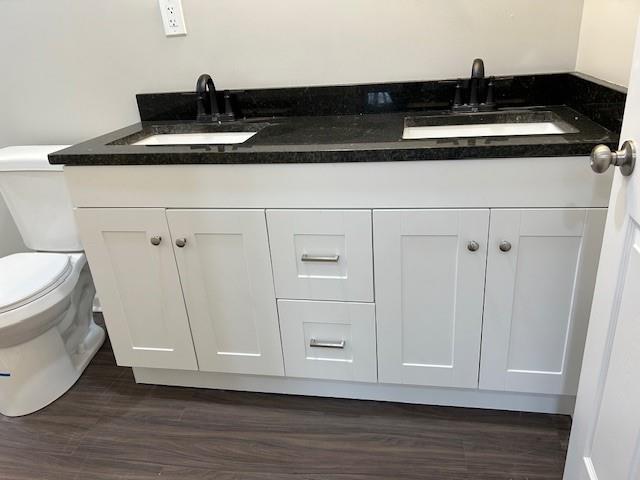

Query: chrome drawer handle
<box><xmin>301</xmin><ymin>254</ymin><xmax>340</xmax><ymax>263</ymax></box>
<box><xmin>309</xmin><ymin>338</ymin><xmax>346</xmax><ymax>349</ymax></box>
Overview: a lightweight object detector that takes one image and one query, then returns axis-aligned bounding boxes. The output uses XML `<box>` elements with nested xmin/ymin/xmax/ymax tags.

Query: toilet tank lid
<box><xmin>0</xmin><ymin>146</ymin><xmax>70</xmax><ymax>172</ymax></box>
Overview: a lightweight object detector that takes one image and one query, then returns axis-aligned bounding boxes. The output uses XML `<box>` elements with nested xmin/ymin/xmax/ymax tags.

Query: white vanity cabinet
<box><xmin>66</xmin><ymin>159</ymin><xmax>611</xmax><ymax>414</ymax></box>
<box><xmin>77</xmin><ymin>205</ymin><xmax>606</xmax><ymax>396</ymax></box>
<box><xmin>373</xmin><ymin>209</ymin><xmax>490</xmax><ymax>389</ymax></box>
<box><xmin>479</xmin><ymin>208</ymin><xmax>606</xmax><ymax>395</ymax></box>
<box><xmin>74</xmin><ymin>208</ymin><xmax>198</xmax><ymax>370</ymax></box>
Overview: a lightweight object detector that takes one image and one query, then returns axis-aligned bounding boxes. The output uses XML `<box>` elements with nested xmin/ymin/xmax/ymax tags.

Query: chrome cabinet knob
<box><xmin>591</xmin><ymin>140</ymin><xmax>636</xmax><ymax>176</ymax></box>
<box><xmin>150</xmin><ymin>236</ymin><xmax>162</xmax><ymax>246</ymax></box>
<box><xmin>175</xmin><ymin>238</ymin><xmax>187</xmax><ymax>248</ymax></box>
<box><xmin>467</xmin><ymin>241</ymin><xmax>480</xmax><ymax>252</ymax></box>
<box><xmin>499</xmin><ymin>241</ymin><xmax>512</xmax><ymax>252</ymax></box>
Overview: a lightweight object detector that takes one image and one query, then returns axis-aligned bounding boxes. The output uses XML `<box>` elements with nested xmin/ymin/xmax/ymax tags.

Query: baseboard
<box><xmin>133</xmin><ymin>367</ymin><xmax>576</xmax><ymax>415</ymax></box>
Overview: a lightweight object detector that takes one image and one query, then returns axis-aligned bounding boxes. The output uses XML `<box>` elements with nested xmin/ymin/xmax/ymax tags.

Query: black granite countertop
<box><xmin>50</xmin><ymin>105</ymin><xmax>617</xmax><ymax>166</ymax></box>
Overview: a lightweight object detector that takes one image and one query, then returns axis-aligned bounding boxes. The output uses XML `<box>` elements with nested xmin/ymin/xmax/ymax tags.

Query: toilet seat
<box><xmin>0</xmin><ymin>253</ymin><xmax>85</xmax><ymax>350</ymax></box>
<box><xmin>0</xmin><ymin>253</ymin><xmax>72</xmax><ymax>314</ymax></box>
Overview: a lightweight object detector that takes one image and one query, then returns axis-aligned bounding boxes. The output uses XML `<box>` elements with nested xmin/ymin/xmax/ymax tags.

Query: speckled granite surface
<box><xmin>49</xmin><ymin>74</ymin><xmax>624</xmax><ymax>166</ymax></box>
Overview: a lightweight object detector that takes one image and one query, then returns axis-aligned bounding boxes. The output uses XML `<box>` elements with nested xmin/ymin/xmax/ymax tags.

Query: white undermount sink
<box><xmin>133</xmin><ymin>132</ymin><xmax>258</xmax><ymax>146</ymax></box>
<box><xmin>403</xmin><ymin>122</ymin><xmax>568</xmax><ymax>140</ymax></box>
<box><xmin>402</xmin><ymin>111</ymin><xmax>576</xmax><ymax>140</ymax></box>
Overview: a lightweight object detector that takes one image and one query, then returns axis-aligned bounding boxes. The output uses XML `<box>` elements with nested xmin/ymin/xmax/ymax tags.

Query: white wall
<box><xmin>576</xmin><ymin>0</ymin><xmax>640</xmax><ymax>87</ymax></box>
<box><xmin>0</xmin><ymin>0</ymin><xmax>584</xmax><ymax>146</ymax></box>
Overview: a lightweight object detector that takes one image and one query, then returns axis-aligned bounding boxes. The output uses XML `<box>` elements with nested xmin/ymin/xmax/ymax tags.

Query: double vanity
<box><xmin>50</xmin><ymin>70</ymin><xmax>625</xmax><ymax>414</ymax></box>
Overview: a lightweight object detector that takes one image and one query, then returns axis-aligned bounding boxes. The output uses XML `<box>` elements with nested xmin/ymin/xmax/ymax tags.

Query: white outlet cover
<box><xmin>158</xmin><ymin>0</ymin><xmax>187</xmax><ymax>36</ymax></box>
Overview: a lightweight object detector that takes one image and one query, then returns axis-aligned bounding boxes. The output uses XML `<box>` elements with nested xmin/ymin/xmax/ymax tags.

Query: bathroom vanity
<box><xmin>50</xmin><ymin>72</ymin><xmax>625</xmax><ymax>414</ymax></box>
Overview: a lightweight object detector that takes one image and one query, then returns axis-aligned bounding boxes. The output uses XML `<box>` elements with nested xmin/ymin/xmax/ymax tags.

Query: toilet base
<box><xmin>0</xmin><ymin>320</ymin><xmax>104</xmax><ymax>417</ymax></box>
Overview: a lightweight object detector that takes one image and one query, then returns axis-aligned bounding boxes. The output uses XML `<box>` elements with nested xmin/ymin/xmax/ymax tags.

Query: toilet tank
<box><xmin>0</xmin><ymin>146</ymin><xmax>82</xmax><ymax>252</ymax></box>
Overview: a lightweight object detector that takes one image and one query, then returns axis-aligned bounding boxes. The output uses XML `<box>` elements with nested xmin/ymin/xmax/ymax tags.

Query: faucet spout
<box><xmin>469</xmin><ymin>58</ymin><xmax>485</xmax><ymax>107</ymax></box>
<box><xmin>196</xmin><ymin>74</ymin><xmax>220</xmax><ymax>121</ymax></box>
<box><xmin>471</xmin><ymin>58</ymin><xmax>485</xmax><ymax>79</ymax></box>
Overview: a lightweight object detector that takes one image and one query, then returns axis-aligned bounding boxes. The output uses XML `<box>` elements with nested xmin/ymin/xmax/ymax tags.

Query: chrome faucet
<box><xmin>452</xmin><ymin>58</ymin><xmax>496</xmax><ymax>112</ymax></box>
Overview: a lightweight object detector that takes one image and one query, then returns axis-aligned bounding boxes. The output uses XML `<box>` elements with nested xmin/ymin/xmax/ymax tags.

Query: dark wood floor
<box><xmin>1</xmin><ymin>322</ymin><xmax>571</xmax><ymax>480</ymax></box>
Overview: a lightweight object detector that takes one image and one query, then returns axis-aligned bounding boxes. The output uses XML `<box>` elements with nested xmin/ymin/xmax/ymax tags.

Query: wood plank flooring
<box><xmin>0</xmin><ymin>318</ymin><xmax>571</xmax><ymax>479</ymax></box>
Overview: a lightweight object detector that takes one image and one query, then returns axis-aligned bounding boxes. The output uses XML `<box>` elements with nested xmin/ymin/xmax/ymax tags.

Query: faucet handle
<box><xmin>485</xmin><ymin>77</ymin><xmax>495</xmax><ymax>106</ymax></box>
<box><xmin>220</xmin><ymin>90</ymin><xmax>236</xmax><ymax>122</ymax></box>
<box><xmin>453</xmin><ymin>80</ymin><xmax>463</xmax><ymax>107</ymax></box>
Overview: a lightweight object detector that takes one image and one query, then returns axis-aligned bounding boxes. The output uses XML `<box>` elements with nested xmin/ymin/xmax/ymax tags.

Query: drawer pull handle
<box><xmin>310</xmin><ymin>338</ymin><xmax>346</xmax><ymax>349</ymax></box>
<box><xmin>301</xmin><ymin>254</ymin><xmax>340</xmax><ymax>263</ymax></box>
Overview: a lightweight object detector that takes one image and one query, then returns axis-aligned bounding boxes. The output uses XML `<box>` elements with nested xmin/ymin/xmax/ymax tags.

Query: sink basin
<box><xmin>133</xmin><ymin>131</ymin><xmax>258</xmax><ymax>146</ymax></box>
<box><xmin>403</xmin><ymin>122</ymin><xmax>567</xmax><ymax>140</ymax></box>
<box><xmin>108</xmin><ymin>122</ymin><xmax>271</xmax><ymax>147</ymax></box>
<box><xmin>403</xmin><ymin>110</ymin><xmax>578</xmax><ymax>140</ymax></box>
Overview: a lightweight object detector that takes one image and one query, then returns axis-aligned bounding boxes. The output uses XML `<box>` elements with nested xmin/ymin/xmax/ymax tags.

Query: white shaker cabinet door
<box><xmin>480</xmin><ymin>208</ymin><xmax>606</xmax><ymax>395</ymax></box>
<box><xmin>74</xmin><ymin>208</ymin><xmax>198</xmax><ymax>370</ymax></box>
<box><xmin>374</xmin><ymin>209</ymin><xmax>490</xmax><ymax>388</ymax></box>
<box><xmin>167</xmin><ymin>209</ymin><xmax>284</xmax><ymax>376</ymax></box>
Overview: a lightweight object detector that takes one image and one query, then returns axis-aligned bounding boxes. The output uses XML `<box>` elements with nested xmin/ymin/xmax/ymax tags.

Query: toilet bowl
<box><xmin>0</xmin><ymin>253</ymin><xmax>104</xmax><ymax>416</ymax></box>
<box><xmin>0</xmin><ymin>146</ymin><xmax>104</xmax><ymax>416</ymax></box>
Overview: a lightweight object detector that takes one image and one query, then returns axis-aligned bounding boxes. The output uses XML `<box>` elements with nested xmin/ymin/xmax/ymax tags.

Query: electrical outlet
<box><xmin>158</xmin><ymin>0</ymin><xmax>187</xmax><ymax>37</ymax></box>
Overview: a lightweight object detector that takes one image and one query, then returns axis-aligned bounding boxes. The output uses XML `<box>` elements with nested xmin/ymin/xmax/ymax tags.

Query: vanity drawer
<box><xmin>266</xmin><ymin>210</ymin><xmax>373</xmax><ymax>302</ymax></box>
<box><xmin>278</xmin><ymin>299</ymin><xmax>377</xmax><ymax>382</ymax></box>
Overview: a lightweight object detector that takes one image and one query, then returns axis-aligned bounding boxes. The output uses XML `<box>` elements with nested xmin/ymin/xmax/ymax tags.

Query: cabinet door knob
<box><xmin>175</xmin><ymin>238</ymin><xmax>187</xmax><ymax>248</ymax></box>
<box><xmin>467</xmin><ymin>241</ymin><xmax>480</xmax><ymax>252</ymax></box>
<box><xmin>150</xmin><ymin>236</ymin><xmax>162</xmax><ymax>246</ymax></box>
<box><xmin>499</xmin><ymin>240</ymin><xmax>512</xmax><ymax>252</ymax></box>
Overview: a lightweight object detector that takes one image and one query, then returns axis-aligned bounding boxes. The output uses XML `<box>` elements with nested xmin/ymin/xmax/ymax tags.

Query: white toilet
<box><xmin>0</xmin><ymin>146</ymin><xmax>105</xmax><ymax>417</ymax></box>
